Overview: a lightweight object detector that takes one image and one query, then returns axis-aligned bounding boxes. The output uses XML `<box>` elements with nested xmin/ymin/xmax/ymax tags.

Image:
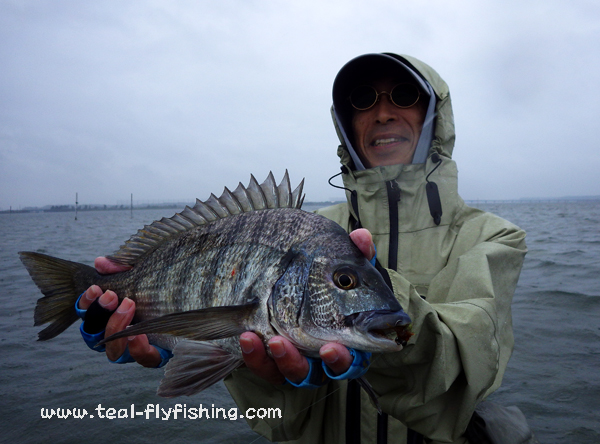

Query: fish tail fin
<box><xmin>19</xmin><ymin>251</ymin><xmax>97</xmax><ymax>341</ymax></box>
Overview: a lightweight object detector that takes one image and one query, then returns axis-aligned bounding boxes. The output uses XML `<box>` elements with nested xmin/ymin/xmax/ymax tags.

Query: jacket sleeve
<box><xmin>368</xmin><ymin>211</ymin><xmax>527</xmax><ymax>442</ymax></box>
<box><xmin>224</xmin><ymin>368</ymin><xmax>347</xmax><ymax>442</ymax></box>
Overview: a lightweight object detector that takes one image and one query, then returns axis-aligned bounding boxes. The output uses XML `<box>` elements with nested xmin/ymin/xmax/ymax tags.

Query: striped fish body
<box><xmin>20</xmin><ymin>172</ymin><xmax>411</xmax><ymax>398</ymax></box>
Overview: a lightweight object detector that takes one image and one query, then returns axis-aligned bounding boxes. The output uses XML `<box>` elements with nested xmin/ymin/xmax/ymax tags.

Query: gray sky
<box><xmin>1</xmin><ymin>0</ymin><xmax>599</xmax><ymax>209</ymax></box>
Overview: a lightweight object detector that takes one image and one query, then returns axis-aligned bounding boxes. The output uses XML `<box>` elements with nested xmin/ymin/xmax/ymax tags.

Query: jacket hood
<box><xmin>326</xmin><ymin>53</ymin><xmax>462</xmax><ymax>234</ymax></box>
<box><xmin>331</xmin><ymin>53</ymin><xmax>455</xmax><ymax>169</ymax></box>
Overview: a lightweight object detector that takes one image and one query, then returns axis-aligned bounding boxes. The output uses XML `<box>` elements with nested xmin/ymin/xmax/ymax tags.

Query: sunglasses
<box><xmin>349</xmin><ymin>83</ymin><xmax>421</xmax><ymax>111</ymax></box>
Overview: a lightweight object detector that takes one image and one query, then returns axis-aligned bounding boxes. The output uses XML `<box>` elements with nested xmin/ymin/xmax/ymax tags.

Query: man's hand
<box><xmin>78</xmin><ymin>258</ymin><xmax>162</xmax><ymax>368</ymax></box>
<box><xmin>240</xmin><ymin>228</ymin><xmax>376</xmax><ymax>384</ymax></box>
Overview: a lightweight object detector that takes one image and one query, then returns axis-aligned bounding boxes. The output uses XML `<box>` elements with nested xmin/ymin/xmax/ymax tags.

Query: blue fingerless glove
<box><xmin>322</xmin><ymin>349</ymin><xmax>372</xmax><ymax>380</ymax></box>
<box><xmin>286</xmin><ymin>348</ymin><xmax>372</xmax><ymax>389</ymax></box>
<box><xmin>75</xmin><ymin>293</ymin><xmax>172</xmax><ymax>368</ymax></box>
<box><xmin>77</xmin><ymin>292</ymin><xmax>107</xmax><ymax>351</ymax></box>
<box><xmin>370</xmin><ymin>245</ymin><xmax>377</xmax><ymax>267</ymax></box>
<box><xmin>79</xmin><ymin>322</ymin><xmax>107</xmax><ymax>352</ymax></box>
<box><xmin>285</xmin><ymin>357</ymin><xmax>328</xmax><ymax>389</ymax></box>
<box><xmin>75</xmin><ymin>292</ymin><xmax>87</xmax><ymax>320</ymax></box>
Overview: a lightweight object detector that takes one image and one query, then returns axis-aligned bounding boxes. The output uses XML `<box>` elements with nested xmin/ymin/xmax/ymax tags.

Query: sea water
<box><xmin>1</xmin><ymin>201</ymin><xmax>598</xmax><ymax>443</ymax></box>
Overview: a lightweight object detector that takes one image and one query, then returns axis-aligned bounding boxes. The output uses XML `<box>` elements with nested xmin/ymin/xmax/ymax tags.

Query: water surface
<box><xmin>1</xmin><ymin>201</ymin><xmax>598</xmax><ymax>443</ymax></box>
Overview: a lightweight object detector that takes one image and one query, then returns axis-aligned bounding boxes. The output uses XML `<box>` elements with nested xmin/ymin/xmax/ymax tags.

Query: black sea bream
<box><xmin>20</xmin><ymin>172</ymin><xmax>411</xmax><ymax>398</ymax></box>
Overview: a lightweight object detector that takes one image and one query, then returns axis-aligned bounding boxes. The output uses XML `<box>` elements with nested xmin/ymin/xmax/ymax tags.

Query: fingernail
<box><xmin>270</xmin><ymin>340</ymin><xmax>285</xmax><ymax>358</ymax></box>
<box><xmin>321</xmin><ymin>347</ymin><xmax>338</xmax><ymax>365</ymax></box>
<box><xmin>98</xmin><ymin>290</ymin><xmax>117</xmax><ymax>309</ymax></box>
<box><xmin>240</xmin><ymin>337</ymin><xmax>254</xmax><ymax>354</ymax></box>
<box><xmin>84</xmin><ymin>286</ymin><xmax>99</xmax><ymax>302</ymax></box>
<box><xmin>116</xmin><ymin>297</ymin><xmax>133</xmax><ymax>313</ymax></box>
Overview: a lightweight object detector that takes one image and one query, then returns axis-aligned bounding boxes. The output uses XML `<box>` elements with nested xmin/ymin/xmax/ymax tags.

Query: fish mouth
<box><xmin>345</xmin><ymin>310</ymin><xmax>413</xmax><ymax>347</ymax></box>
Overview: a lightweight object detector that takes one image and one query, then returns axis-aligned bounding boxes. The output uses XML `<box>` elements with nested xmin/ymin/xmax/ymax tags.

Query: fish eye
<box><xmin>333</xmin><ymin>267</ymin><xmax>359</xmax><ymax>290</ymax></box>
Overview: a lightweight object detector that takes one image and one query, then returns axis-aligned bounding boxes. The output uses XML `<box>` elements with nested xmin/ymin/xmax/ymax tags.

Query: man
<box><xmin>80</xmin><ymin>53</ymin><xmax>527</xmax><ymax>444</ymax></box>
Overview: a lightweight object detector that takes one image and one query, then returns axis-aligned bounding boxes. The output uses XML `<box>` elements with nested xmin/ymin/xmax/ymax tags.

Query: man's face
<box><xmin>351</xmin><ymin>78</ymin><xmax>426</xmax><ymax>168</ymax></box>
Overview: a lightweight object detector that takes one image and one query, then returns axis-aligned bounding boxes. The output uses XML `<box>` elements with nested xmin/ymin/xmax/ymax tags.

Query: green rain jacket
<box><xmin>225</xmin><ymin>55</ymin><xmax>527</xmax><ymax>444</ymax></box>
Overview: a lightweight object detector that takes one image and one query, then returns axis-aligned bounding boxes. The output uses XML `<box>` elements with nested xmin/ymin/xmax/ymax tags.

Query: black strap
<box><xmin>385</xmin><ymin>180</ymin><xmax>401</xmax><ymax>269</ymax></box>
<box><xmin>425</xmin><ymin>153</ymin><xmax>443</xmax><ymax>226</ymax></box>
<box><xmin>407</xmin><ymin>429</ymin><xmax>424</xmax><ymax>444</ymax></box>
<box><xmin>377</xmin><ymin>412</ymin><xmax>388</xmax><ymax>444</ymax></box>
<box><xmin>345</xmin><ymin>379</ymin><xmax>361</xmax><ymax>444</ymax></box>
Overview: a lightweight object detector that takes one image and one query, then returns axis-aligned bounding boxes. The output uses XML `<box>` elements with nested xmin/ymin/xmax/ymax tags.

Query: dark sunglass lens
<box><xmin>391</xmin><ymin>84</ymin><xmax>420</xmax><ymax>107</ymax></box>
<box><xmin>350</xmin><ymin>86</ymin><xmax>377</xmax><ymax>110</ymax></box>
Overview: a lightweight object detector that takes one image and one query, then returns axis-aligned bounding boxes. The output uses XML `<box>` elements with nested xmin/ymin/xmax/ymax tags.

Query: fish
<box><xmin>19</xmin><ymin>171</ymin><xmax>411</xmax><ymax>400</ymax></box>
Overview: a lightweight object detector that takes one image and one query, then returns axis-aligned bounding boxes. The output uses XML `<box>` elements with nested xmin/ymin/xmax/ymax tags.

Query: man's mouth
<box><xmin>372</xmin><ymin>137</ymin><xmax>405</xmax><ymax>147</ymax></box>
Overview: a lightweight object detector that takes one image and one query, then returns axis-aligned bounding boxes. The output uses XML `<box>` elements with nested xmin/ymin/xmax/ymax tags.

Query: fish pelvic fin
<box><xmin>97</xmin><ymin>300</ymin><xmax>260</xmax><ymax>346</ymax></box>
<box><xmin>108</xmin><ymin>171</ymin><xmax>305</xmax><ymax>266</ymax></box>
<box><xmin>158</xmin><ymin>340</ymin><xmax>243</xmax><ymax>397</ymax></box>
<box><xmin>19</xmin><ymin>252</ymin><xmax>97</xmax><ymax>341</ymax></box>
<box><xmin>356</xmin><ymin>376</ymin><xmax>382</xmax><ymax>414</ymax></box>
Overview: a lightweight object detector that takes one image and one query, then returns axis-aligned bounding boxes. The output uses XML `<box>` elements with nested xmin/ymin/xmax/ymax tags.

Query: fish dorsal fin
<box><xmin>108</xmin><ymin>171</ymin><xmax>305</xmax><ymax>265</ymax></box>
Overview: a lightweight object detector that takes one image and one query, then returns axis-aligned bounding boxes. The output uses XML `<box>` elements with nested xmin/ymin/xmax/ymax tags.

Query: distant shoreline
<box><xmin>0</xmin><ymin>201</ymin><xmax>338</xmax><ymax>214</ymax></box>
<box><xmin>2</xmin><ymin>196</ymin><xmax>600</xmax><ymax>214</ymax></box>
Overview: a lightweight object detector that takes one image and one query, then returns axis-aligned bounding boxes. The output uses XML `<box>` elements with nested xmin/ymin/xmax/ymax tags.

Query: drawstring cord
<box><xmin>328</xmin><ymin>167</ymin><xmax>362</xmax><ymax>230</ymax></box>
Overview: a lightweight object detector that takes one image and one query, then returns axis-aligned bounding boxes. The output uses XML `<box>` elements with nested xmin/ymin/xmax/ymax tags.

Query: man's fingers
<box><xmin>320</xmin><ymin>343</ymin><xmax>353</xmax><ymax>376</ymax></box>
<box><xmin>78</xmin><ymin>285</ymin><xmax>103</xmax><ymax>310</ymax></box>
<box><xmin>105</xmin><ymin>297</ymin><xmax>135</xmax><ymax>362</ymax></box>
<box><xmin>240</xmin><ymin>332</ymin><xmax>285</xmax><ymax>385</ymax></box>
<box><xmin>349</xmin><ymin>228</ymin><xmax>375</xmax><ymax>260</ymax></box>
<box><xmin>268</xmin><ymin>337</ymin><xmax>310</xmax><ymax>384</ymax></box>
<box><xmin>94</xmin><ymin>257</ymin><xmax>132</xmax><ymax>274</ymax></box>
<box><xmin>241</xmin><ymin>333</ymin><xmax>311</xmax><ymax>385</ymax></box>
<box><xmin>127</xmin><ymin>335</ymin><xmax>162</xmax><ymax>368</ymax></box>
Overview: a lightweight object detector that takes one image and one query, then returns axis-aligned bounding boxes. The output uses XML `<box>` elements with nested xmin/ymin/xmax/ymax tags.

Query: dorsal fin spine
<box><xmin>221</xmin><ymin>186</ymin><xmax>243</xmax><ymax>214</ymax></box>
<box><xmin>107</xmin><ymin>171</ymin><xmax>305</xmax><ymax>265</ymax></box>
<box><xmin>248</xmin><ymin>174</ymin><xmax>266</xmax><ymax>210</ymax></box>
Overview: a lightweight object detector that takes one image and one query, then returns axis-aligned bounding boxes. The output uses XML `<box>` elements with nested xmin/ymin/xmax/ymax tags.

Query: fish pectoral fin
<box><xmin>158</xmin><ymin>340</ymin><xmax>243</xmax><ymax>397</ymax></box>
<box><xmin>96</xmin><ymin>299</ymin><xmax>259</xmax><ymax>347</ymax></box>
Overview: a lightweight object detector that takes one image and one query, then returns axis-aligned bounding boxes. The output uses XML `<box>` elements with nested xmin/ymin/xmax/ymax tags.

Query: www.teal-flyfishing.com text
<box><xmin>40</xmin><ymin>403</ymin><xmax>282</xmax><ymax>421</ymax></box>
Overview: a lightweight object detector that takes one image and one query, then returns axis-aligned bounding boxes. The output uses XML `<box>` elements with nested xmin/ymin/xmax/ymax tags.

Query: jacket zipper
<box><xmin>373</xmin><ymin>180</ymin><xmax>401</xmax><ymax>444</ymax></box>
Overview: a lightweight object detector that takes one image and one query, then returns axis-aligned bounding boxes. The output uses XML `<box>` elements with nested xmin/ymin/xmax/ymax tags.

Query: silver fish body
<box><xmin>20</xmin><ymin>172</ymin><xmax>411</xmax><ymax>397</ymax></box>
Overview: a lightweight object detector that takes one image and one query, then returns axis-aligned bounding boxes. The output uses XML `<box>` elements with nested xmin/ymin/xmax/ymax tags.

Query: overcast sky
<box><xmin>1</xmin><ymin>0</ymin><xmax>599</xmax><ymax>209</ymax></box>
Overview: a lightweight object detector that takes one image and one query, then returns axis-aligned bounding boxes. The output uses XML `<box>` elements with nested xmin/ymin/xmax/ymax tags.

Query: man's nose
<box><xmin>374</xmin><ymin>93</ymin><xmax>397</xmax><ymax>123</ymax></box>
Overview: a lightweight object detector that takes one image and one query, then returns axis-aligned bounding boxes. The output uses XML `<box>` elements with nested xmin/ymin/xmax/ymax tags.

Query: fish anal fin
<box><xmin>158</xmin><ymin>340</ymin><xmax>243</xmax><ymax>397</ymax></box>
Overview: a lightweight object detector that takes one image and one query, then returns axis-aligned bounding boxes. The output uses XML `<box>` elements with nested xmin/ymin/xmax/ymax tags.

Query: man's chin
<box><xmin>364</xmin><ymin>145</ymin><xmax>416</xmax><ymax>167</ymax></box>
